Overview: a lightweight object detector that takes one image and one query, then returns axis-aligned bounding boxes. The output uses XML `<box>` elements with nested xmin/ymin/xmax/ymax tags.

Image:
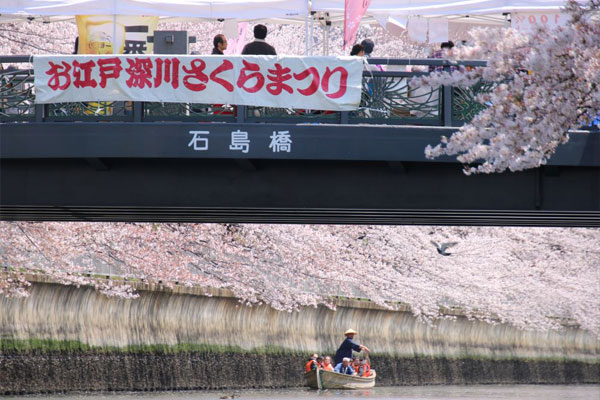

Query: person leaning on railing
<box><xmin>429</xmin><ymin>41</ymin><xmax>458</xmax><ymax>73</ymax></box>
<box><xmin>0</xmin><ymin>64</ymin><xmax>20</xmax><ymax>116</ymax></box>
<box><xmin>362</xmin><ymin>38</ymin><xmax>383</xmax><ymax>72</ymax></box>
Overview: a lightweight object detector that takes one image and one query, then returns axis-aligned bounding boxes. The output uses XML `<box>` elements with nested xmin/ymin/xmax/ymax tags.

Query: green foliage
<box><xmin>369</xmin><ymin>352</ymin><xmax>600</xmax><ymax>364</ymax></box>
<box><xmin>0</xmin><ymin>338</ymin><xmax>305</xmax><ymax>355</ymax></box>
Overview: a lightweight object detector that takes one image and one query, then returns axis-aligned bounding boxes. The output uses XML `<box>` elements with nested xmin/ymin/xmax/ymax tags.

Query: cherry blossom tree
<box><xmin>1</xmin><ymin>222</ymin><xmax>599</xmax><ymax>336</ymax></box>
<box><xmin>0</xmin><ymin>17</ymin><xmax>434</xmax><ymax>58</ymax></box>
<box><xmin>1</xmin><ymin>5</ymin><xmax>599</xmax><ymax>337</ymax></box>
<box><xmin>419</xmin><ymin>0</ymin><xmax>600</xmax><ymax>174</ymax></box>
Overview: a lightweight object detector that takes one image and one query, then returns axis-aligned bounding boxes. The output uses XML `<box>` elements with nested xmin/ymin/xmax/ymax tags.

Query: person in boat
<box><xmin>305</xmin><ymin>353</ymin><xmax>319</xmax><ymax>372</ymax></box>
<box><xmin>316</xmin><ymin>356</ymin><xmax>324</xmax><ymax>369</ymax></box>
<box><xmin>333</xmin><ymin>329</ymin><xmax>370</xmax><ymax>365</ymax></box>
<box><xmin>334</xmin><ymin>357</ymin><xmax>355</xmax><ymax>375</ymax></box>
<box><xmin>322</xmin><ymin>356</ymin><xmax>334</xmax><ymax>371</ymax></box>
<box><xmin>359</xmin><ymin>358</ymin><xmax>371</xmax><ymax>377</ymax></box>
<box><xmin>351</xmin><ymin>357</ymin><xmax>361</xmax><ymax>374</ymax></box>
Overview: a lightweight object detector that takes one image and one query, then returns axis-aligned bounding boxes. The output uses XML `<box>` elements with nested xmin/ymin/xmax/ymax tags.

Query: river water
<box><xmin>7</xmin><ymin>385</ymin><xmax>600</xmax><ymax>400</ymax></box>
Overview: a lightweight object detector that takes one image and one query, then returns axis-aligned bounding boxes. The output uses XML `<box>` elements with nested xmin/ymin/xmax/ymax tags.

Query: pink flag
<box><xmin>224</xmin><ymin>22</ymin><xmax>248</xmax><ymax>55</ymax></box>
<box><xmin>344</xmin><ymin>0</ymin><xmax>371</xmax><ymax>49</ymax></box>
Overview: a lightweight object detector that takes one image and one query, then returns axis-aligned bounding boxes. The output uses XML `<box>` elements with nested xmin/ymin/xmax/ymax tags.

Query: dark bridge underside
<box><xmin>1</xmin><ymin>158</ymin><xmax>599</xmax><ymax>227</ymax></box>
<box><xmin>2</xmin><ymin>122</ymin><xmax>599</xmax><ymax>227</ymax></box>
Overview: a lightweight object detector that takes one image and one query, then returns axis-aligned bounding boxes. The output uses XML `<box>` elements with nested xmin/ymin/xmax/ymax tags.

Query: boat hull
<box><xmin>305</xmin><ymin>369</ymin><xmax>376</xmax><ymax>389</ymax></box>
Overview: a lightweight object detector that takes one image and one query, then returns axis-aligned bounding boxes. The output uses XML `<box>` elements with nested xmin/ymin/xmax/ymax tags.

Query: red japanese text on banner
<box><xmin>33</xmin><ymin>55</ymin><xmax>363</xmax><ymax>111</ymax></box>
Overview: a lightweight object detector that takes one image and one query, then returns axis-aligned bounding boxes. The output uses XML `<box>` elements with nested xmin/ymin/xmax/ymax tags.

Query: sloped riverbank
<box><xmin>0</xmin><ymin>278</ymin><xmax>598</xmax><ymax>394</ymax></box>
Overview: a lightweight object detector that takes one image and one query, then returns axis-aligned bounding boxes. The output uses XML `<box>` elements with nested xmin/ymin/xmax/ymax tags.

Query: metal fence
<box><xmin>0</xmin><ymin>56</ymin><xmax>488</xmax><ymax>126</ymax></box>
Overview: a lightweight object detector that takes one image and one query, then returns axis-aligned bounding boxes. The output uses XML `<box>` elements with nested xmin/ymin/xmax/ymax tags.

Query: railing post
<box><xmin>236</xmin><ymin>105</ymin><xmax>246</xmax><ymax>124</ymax></box>
<box><xmin>340</xmin><ymin>111</ymin><xmax>349</xmax><ymax>124</ymax></box>
<box><xmin>443</xmin><ymin>85</ymin><xmax>453</xmax><ymax>126</ymax></box>
<box><xmin>34</xmin><ymin>104</ymin><xmax>44</xmax><ymax>122</ymax></box>
<box><xmin>442</xmin><ymin>64</ymin><xmax>453</xmax><ymax>127</ymax></box>
<box><xmin>133</xmin><ymin>101</ymin><xmax>143</xmax><ymax>122</ymax></box>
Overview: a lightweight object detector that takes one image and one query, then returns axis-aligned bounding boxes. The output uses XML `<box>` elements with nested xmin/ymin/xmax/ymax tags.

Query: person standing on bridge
<box><xmin>211</xmin><ymin>34</ymin><xmax>228</xmax><ymax>55</ymax></box>
<box><xmin>241</xmin><ymin>24</ymin><xmax>277</xmax><ymax>55</ymax></box>
<box><xmin>333</xmin><ymin>329</ymin><xmax>370</xmax><ymax>366</ymax></box>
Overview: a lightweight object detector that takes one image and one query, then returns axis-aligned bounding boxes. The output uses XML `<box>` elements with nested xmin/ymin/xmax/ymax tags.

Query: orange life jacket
<box><xmin>353</xmin><ymin>364</ymin><xmax>360</xmax><ymax>374</ymax></box>
<box><xmin>361</xmin><ymin>364</ymin><xmax>371</xmax><ymax>377</ymax></box>
<box><xmin>322</xmin><ymin>362</ymin><xmax>334</xmax><ymax>371</ymax></box>
<box><xmin>305</xmin><ymin>359</ymin><xmax>317</xmax><ymax>372</ymax></box>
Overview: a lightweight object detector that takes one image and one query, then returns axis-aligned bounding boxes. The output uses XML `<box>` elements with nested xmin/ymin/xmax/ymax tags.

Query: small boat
<box><xmin>305</xmin><ymin>368</ymin><xmax>376</xmax><ymax>389</ymax></box>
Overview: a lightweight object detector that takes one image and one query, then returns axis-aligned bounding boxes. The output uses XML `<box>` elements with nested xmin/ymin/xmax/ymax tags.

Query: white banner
<box><xmin>511</xmin><ymin>12</ymin><xmax>568</xmax><ymax>33</ymax></box>
<box><xmin>33</xmin><ymin>55</ymin><xmax>363</xmax><ymax>111</ymax></box>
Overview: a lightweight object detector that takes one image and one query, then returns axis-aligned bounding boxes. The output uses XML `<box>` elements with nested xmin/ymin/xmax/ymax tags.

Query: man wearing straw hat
<box><xmin>334</xmin><ymin>329</ymin><xmax>370</xmax><ymax>366</ymax></box>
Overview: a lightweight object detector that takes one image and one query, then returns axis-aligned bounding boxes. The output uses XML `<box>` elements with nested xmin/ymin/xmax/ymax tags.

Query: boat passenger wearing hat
<box><xmin>333</xmin><ymin>329</ymin><xmax>370</xmax><ymax>366</ymax></box>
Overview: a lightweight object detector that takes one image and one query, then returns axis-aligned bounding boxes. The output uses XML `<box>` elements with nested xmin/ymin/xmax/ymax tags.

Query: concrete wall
<box><xmin>0</xmin><ymin>277</ymin><xmax>598</xmax><ymax>394</ymax></box>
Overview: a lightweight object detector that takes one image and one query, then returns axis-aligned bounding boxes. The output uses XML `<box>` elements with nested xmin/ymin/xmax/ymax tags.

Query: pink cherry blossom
<box><xmin>1</xmin><ymin>3</ymin><xmax>599</xmax><ymax>339</ymax></box>
<box><xmin>1</xmin><ymin>222</ymin><xmax>598</xmax><ymax>337</ymax></box>
<box><xmin>0</xmin><ymin>18</ymin><xmax>437</xmax><ymax>58</ymax></box>
<box><xmin>417</xmin><ymin>0</ymin><xmax>600</xmax><ymax>174</ymax></box>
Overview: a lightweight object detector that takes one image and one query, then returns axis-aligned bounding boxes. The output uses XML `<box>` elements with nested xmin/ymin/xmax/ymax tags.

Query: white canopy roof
<box><xmin>2</xmin><ymin>0</ymin><xmax>584</xmax><ymax>18</ymax></box>
<box><xmin>0</xmin><ymin>0</ymin><xmax>584</xmax><ymax>26</ymax></box>
<box><xmin>312</xmin><ymin>0</ymin><xmax>583</xmax><ymax>17</ymax></box>
<box><xmin>0</xmin><ymin>0</ymin><xmax>307</xmax><ymax>19</ymax></box>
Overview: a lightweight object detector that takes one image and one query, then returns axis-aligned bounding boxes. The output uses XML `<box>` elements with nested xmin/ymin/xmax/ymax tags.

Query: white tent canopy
<box><xmin>0</xmin><ymin>0</ymin><xmax>583</xmax><ymax>47</ymax></box>
<box><xmin>1</xmin><ymin>0</ymin><xmax>586</xmax><ymax>20</ymax></box>
<box><xmin>311</xmin><ymin>0</ymin><xmax>583</xmax><ymax>17</ymax></box>
<box><xmin>0</xmin><ymin>0</ymin><xmax>307</xmax><ymax>19</ymax></box>
<box><xmin>310</xmin><ymin>0</ymin><xmax>585</xmax><ymax>35</ymax></box>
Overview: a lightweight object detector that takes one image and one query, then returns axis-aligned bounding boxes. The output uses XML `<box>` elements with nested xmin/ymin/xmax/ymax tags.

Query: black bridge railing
<box><xmin>0</xmin><ymin>56</ymin><xmax>488</xmax><ymax>127</ymax></box>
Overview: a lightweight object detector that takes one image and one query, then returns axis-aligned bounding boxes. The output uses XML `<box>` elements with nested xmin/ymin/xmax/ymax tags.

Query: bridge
<box><xmin>1</xmin><ymin>56</ymin><xmax>598</xmax><ymax>226</ymax></box>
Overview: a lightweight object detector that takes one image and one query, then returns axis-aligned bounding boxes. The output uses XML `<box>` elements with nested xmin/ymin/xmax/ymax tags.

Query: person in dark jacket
<box><xmin>333</xmin><ymin>329</ymin><xmax>370</xmax><ymax>365</ymax></box>
<box><xmin>212</xmin><ymin>34</ymin><xmax>228</xmax><ymax>55</ymax></box>
<box><xmin>241</xmin><ymin>24</ymin><xmax>276</xmax><ymax>55</ymax></box>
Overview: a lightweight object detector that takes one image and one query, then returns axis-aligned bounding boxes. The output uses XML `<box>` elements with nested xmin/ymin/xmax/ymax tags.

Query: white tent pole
<box><xmin>305</xmin><ymin>11</ymin><xmax>309</xmax><ymax>55</ymax></box>
<box><xmin>309</xmin><ymin>12</ymin><xmax>314</xmax><ymax>56</ymax></box>
<box><xmin>112</xmin><ymin>0</ymin><xmax>118</xmax><ymax>54</ymax></box>
<box><xmin>326</xmin><ymin>23</ymin><xmax>329</xmax><ymax>56</ymax></box>
<box><xmin>322</xmin><ymin>22</ymin><xmax>326</xmax><ymax>55</ymax></box>
<box><xmin>324</xmin><ymin>21</ymin><xmax>330</xmax><ymax>56</ymax></box>
<box><xmin>112</xmin><ymin>14</ymin><xmax>118</xmax><ymax>54</ymax></box>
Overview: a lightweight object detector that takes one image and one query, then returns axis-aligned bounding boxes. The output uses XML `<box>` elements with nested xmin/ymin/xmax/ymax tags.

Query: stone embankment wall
<box><xmin>2</xmin><ymin>351</ymin><xmax>597</xmax><ymax>394</ymax></box>
<box><xmin>0</xmin><ymin>276</ymin><xmax>598</xmax><ymax>394</ymax></box>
